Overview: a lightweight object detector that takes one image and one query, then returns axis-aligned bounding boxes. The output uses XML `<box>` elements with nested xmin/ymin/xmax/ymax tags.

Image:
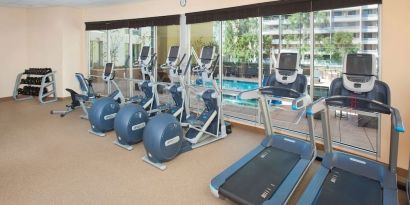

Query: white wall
<box><xmin>0</xmin><ymin>7</ymin><xmax>28</xmax><ymax>98</ymax></box>
<box><xmin>84</xmin><ymin>0</ymin><xmax>274</xmax><ymax>21</ymax></box>
<box><xmin>27</xmin><ymin>7</ymin><xmax>85</xmax><ymax>97</ymax></box>
<box><xmin>380</xmin><ymin>0</ymin><xmax>410</xmax><ymax>170</ymax></box>
<box><xmin>0</xmin><ymin>7</ymin><xmax>85</xmax><ymax>98</ymax></box>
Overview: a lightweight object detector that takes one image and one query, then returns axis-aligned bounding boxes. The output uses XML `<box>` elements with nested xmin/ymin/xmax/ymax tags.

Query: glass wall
<box><xmin>189</xmin><ymin>22</ymin><xmax>221</xmax><ymax>113</ymax></box>
<box><xmin>130</xmin><ymin>27</ymin><xmax>154</xmax><ymax>97</ymax></box>
<box><xmin>156</xmin><ymin>25</ymin><xmax>180</xmax><ymax>104</ymax></box>
<box><xmin>130</xmin><ymin>27</ymin><xmax>154</xmax><ymax>80</ymax></box>
<box><xmin>312</xmin><ymin>5</ymin><xmax>380</xmax><ymax>152</ymax></box>
<box><xmin>262</xmin><ymin>12</ymin><xmax>311</xmax><ymax>134</ymax></box>
<box><xmin>157</xmin><ymin>25</ymin><xmax>180</xmax><ymax>83</ymax></box>
<box><xmin>109</xmin><ymin>28</ymin><xmax>130</xmax><ymax>97</ymax></box>
<box><xmin>86</xmin><ymin>4</ymin><xmax>381</xmax><ymax>153</ymax></box>
<box><xmin>222</xmin><ymin>18</ymin><xmax>260</xmax><ymax>122</ymax></box>
<box><xmin>89</xmin><ymin>30</ymin><xmax>108</xmax><ymax>94</ymax></box>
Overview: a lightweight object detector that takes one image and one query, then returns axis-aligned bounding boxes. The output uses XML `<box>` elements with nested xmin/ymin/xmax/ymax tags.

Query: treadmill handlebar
<box><xmin>292</xmin><ymin>94</ymin><xmax>311</xmax><ymax>111</ymax></box>
<box><xmin>306</xmin><ymin>97</ymin><xmax>326</xmax><ymax>117</ymax></box>
<box><xmin>239</xmin><ymin>86</ymin><xmax>309</xmax><ymax>110</ymax></box>
<box><xmin>307</xmin><ymin>96</ymin><xmax>405</xmax><ymax>133</ymax></box>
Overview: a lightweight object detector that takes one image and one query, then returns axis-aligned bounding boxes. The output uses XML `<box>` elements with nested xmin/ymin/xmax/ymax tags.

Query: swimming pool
<box><xmin>223</xmin><ymin>94</ymin><xmax>258</xmax><ymax>107</ymax></box>
<box><xmin>221</xmin><ymin>80</ymin><xmax>259</xmax><ymax>107</ymax></box>
<box><xmin>197</xmin><ymin>79</ymin><xmax>259</xmax><ymax>107</ymax></box>
<box><xmin>221</xmin><ymin>79</ymin><xmax>259</xmax><ymax>91</ymax></box>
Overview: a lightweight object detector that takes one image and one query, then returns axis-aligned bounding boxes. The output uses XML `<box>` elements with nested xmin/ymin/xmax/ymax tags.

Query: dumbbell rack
<box><xmin>13</xmin><ymin>69</ymin><xmax>58</xmax><ymax>104</ymax></box>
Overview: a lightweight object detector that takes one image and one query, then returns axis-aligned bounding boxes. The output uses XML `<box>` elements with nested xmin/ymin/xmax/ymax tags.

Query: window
<box><xmin>89</xmin><ymin>31</ymin><xmax>108</xmax><ymax>70</ymax></box>
<box><xmin>156</xmin><ymin>25</ymin><xmax>180</xmax><ymax>105</ymax></box>
<box><xmin>347</xmin><ymin>10</ymin><xmax>358</xmax><ymax>16</ymax></box>
<box><xmin>89</xmin><ymin>30</ymin><xmax>108</xmax><ymax>95</ymax></box>
<box><xmin>109</xmin><ymin>28</ymin><xmax>130</xmax><ymax>97</ymax></box>
<box><xmin>222</xmin><ymin>18</ymin><xmax>260</xmax><ymax>121</ymax></box>
<box><xmin>157</xmin><ymin>25</ymin><xmax>180</xmax><ymax>83</ymax></box>
<box><xmin>313</xmin><ymin>5</ymin><xmax>380</xmax><ymax>153</ymax></box>
<box><xmin>262</xmin><ymin>12</ymin><xmax>311</xmax><ymax>133</ymax></box>
<box><xmin>363</xmin><ymin>9</ymin><xmax>377</xmax><ymax>16</ymax></box>
<box><xmin>129</xmin><ymin>27</ymin><xmax>154</xmax><ymax>97</ymax></box>
<box><xmin>189</xmin><ymin>22</ymin><xmax>221</xmax><ymax>113</ymax></box>
<box><xmin>85</xmin><ymin>3</ymin><xmax>381</xmax><ymax>154</ymax></box>
<box><xmin>333</xmin><ymin>11</ymin><xmax>342</xmax><ymax>16</ymax></box>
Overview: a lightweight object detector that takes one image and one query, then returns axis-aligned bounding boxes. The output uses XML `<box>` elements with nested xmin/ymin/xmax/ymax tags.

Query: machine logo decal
<box><xmin>165</xmin><ymin>136</ymin><xmax>180</xmax><ymax>146</ymax></box>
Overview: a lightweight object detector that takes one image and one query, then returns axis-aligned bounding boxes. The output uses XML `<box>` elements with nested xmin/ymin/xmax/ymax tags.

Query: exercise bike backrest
<box><xmin>75</xmin><ymin>73</ymin><xmax>95</xmax><ymax>98</ymax></box>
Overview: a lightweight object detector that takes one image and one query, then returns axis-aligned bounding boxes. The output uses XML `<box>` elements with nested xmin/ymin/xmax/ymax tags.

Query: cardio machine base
<box><xmin>142</xmin><ymin>134</ymin><xmax>226</xmax><ymax>171</ymax></box>
<box><xmin>142</xmin><ymin>155</ymin><xmax>167</xmax><ymax>171</ymax></box>
<box><xmin>113</xmin><ymin>140</ymin><xmax>134</xmax><ymax>151</ymax></box>
<box><xmin>88</xmin><ymin>129</ymin><xmax>106</xmax><ymax>137</ymax></box>
<box><xmin>50</xmin><ymin>109</ymin><xmax>74</xmax><ymax>117</ymax></box>
<box><xmin>80</xmin><ymin>115</ymin><xmax>89</xmax><ymax>120</ymax></box>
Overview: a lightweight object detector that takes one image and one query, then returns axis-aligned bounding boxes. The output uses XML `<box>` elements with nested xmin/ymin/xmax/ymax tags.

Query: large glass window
<box><xmin>109</xmin><ymin>28</ymin><xmax>130</xmax><ymax>97</ymax></box>
<box><xmin>85</xmin><ymin>4</ymin><xmax>381</xmax><ymax>154</ymax></box>
<box><xmin>89</xmin><ymin>30</ymin><xmax>108</xmax><ymax>95</ymax></box>
<box><xmin>222</xmin><ymin>18</ymin><xmax>260</xmax><ymax>122</ymax></box>
<box><xmin>313</xmin><ymin>5</ymin><xmax>380</xmax><ymax>153</ymax></box>
<box><xmin>157</xmin><ymin>25</ymin><xmax>180</xmax><ymax>83</ymax></box>
<box><xmin>156</xmin><ymin>25</ymin><xmax>180</xmax><ymax>105</ymax></box>
<box><xmin>262</xmin><ymin>12</ymin><xmax>311</xmax><ymax>134</ymax></box>
<box><xmin>130</xmin><ymin>27</ymin><xmax>154</xmax><ymax>80</ymax></box>
<box><xmin>189</xmin><ymin>22</ymin><xmax>221</xmax><ymax>113</ymax></box>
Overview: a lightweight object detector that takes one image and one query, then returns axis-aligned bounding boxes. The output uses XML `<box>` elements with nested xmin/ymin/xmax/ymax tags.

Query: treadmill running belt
<box><xmin>315</xmin><ymin>167</ymin><xmax>382</xmax><ymax>205</ymax></box>
<box><xmin>220</xmin><ymin>147</ymin><xmax>300</xmax><ymax>205</ymax></box>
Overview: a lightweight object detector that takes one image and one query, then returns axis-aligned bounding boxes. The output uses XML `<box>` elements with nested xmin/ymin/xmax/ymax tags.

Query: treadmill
<box><xmin>210</xmin><ymin>53</ymin><xmax>316</xmax><ymax>205</ymax></box>
<box><xmin>297</xmin><ymin>53</ymin><xmax>405</xmax><ymax>205</ymax></box>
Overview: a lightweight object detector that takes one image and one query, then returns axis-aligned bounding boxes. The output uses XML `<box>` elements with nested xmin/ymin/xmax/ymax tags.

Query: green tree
<box><xmin>223</xmin><ymin>18</ymin><xmax>259</xmax><ymax>63</ymax></box>
<box><xmin>284</xmin><ymin>12</ymin><xmax>359</xmax><ymax>64</ymax></box>
<box><xmin>284</xmin><ymin>12</ymin><xmax>329</xmax><ymax>55</ymax></box>
<box><xmin>331</xmin><ymin>32</ymin><xmax>359</xmax><ymax>62</ymax></box>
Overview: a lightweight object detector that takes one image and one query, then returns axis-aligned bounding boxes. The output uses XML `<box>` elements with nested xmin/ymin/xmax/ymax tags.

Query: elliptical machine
<box><xmin>132</xmin><ymin>46</ymin><xmax>158</xmax><ymax>110</ymax></box>
<box><xmin>142</xmin><ymin>46</ymin><xmax>228</xmax><ymax>170</ymax></box>
<box><xmin>113</xmin><ymin>46</ymin><xmax>187</xmax><ymax>151</ymax></box>
<box><xmin>88</xmin><ymin>49</ymin><xmax>156</xmax><ymax>137</ymax></box>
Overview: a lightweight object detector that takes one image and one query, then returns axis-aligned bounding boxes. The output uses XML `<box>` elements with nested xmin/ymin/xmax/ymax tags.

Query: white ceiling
<box><xmin>0</xmin><ymin>0</ymin><xmax>149</xmax><ymax>7</ymax></box>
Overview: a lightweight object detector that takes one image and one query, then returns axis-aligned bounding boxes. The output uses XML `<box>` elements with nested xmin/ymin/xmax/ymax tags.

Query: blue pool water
<box><xmin>197</xmin><ymin>79</ymin><xmax>259</xmax><ymax>107</ymax></box>
<box><xmin>222</xmin><ymin>79</ymin><xmax>259</xmax><ymax>91</ymax></box>
<box><xmin>223</xmin><ymin>94</ymin><xmax>258</xmax><ymax>107</ymax></box>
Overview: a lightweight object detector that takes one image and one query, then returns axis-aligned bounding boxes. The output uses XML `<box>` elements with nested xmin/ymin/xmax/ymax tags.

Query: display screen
<box><xmin>346</xmin><ymin>54</ymin><xmax>373</xmax><ymax>75</ymax></box>
<box><xmin>278</xmin><ymin>53</ymin><xmax>298</xmax><ymax>70</ymax></box>
<box><xmin>140</xmin><ymin>46</ymin><xmax>150</xmax><ymax>60</ymax></box>
<box><xmin>104</xmin><ymin>63</ymin><xmax>113</xmax><ymax>77</ymax></box>
<box><xmin>169</xmin><ymin>46</ymin><xmax>179</xmax><ymax>61</ymax></box>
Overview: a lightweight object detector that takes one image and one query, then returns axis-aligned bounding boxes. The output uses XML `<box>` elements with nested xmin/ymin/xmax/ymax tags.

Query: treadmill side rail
<box><xmin>296</xmin><ymin>166</ymin><xmax>329</xmax><ymax>205</ymax></box>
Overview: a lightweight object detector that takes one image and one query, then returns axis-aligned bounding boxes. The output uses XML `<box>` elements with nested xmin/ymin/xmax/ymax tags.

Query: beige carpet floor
<box><xmin>0</xmin><ymin>99</ymin><xmax>408</xmax><ymax>205</ymax></box>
